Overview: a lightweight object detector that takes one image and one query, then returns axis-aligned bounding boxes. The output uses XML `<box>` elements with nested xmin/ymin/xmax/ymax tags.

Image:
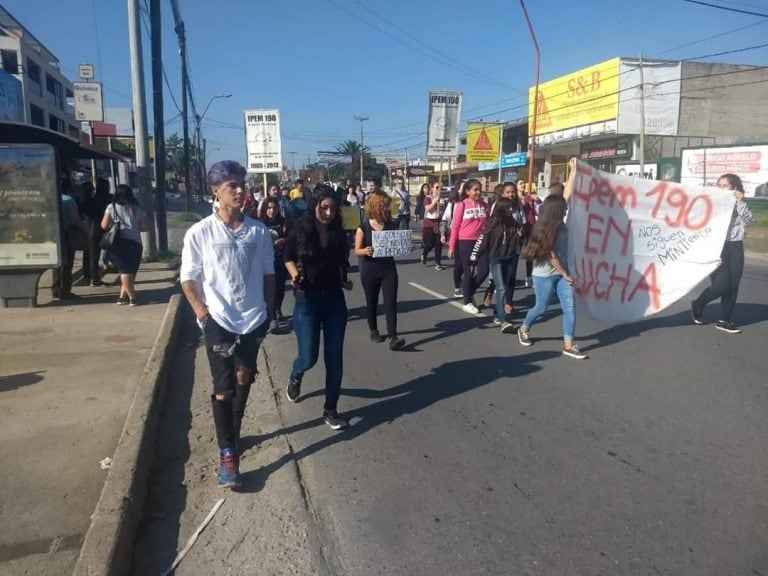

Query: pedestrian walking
<box><xmin>518</xmin><ymin>180</ymin><xmax>540</xmax><ymax>287</ymax></box>
<box><xmin>414</xmin><ymin>182</ymin><xmax>427</xmax><ymax>222</ymax></box>
<box><xmin>392</xmin><ymin>177</ymin><xmax>411</xmax><ymax>230</ymax></box>
<box><xmin>441</xmin><ymin>184</ymin><xmax>464</xmax><ymax>297</ymax></box>
<box><xmin>447</xmin><ymin>178</ymin><xmax>489</xmax><ymax>314</ymax></box>
<box><xmin>51</xmin><ymin>178</ymin><xmax>90</xmax><ymax>301</ymax></box>
<box><xmin>82</xmin><ymin>178</ymin><xmax>112</xmax><ymax>286</ymax></box>
<box><xmin>516</xmin><ymin>195</ymin><xmax>587</xmax><ymax>360</ymax></box>
<box><xmin>690</xmin><ymin>173</ymin><xmax>754</xmax><ymax>333</ymax></box>
<box><xmin>421</xmin><ymin>180</ymin><xmax>444</xmax><ymax>269</ymax></box>
<box><xmin>260</xmin><ymin>196</ymin><xmax>290</xmax><ymax>332</ymax></box>
<box><xmin>101</xmin><ymin>184</ymin><xmax>147</xmax><ymax>306</ymax></box>
<box><xmin>474</xmin><ymin>196</ymin><xmax>525</xmax><ymax>334</ymax></box>
<box><xmin>284</xmin><ymin>188</ymin><xmax>353</xmax><ymax>430</ymax></box>
<box><xmin>354</xmin><ymin>191</ymin><xmax>406</xmax><ymax>350</ymax></box>
<box><xmin>180</xmin><ymin>160</ymin><xmax>275</xmax><ymax>489</ymax></box>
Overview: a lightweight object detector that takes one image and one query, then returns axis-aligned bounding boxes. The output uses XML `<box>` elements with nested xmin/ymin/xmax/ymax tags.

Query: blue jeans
<box><xmin>523</xmin><ymin>275</ymin><xmax>576</xmax><ymax>340</ymax></box>
<box><xmin>489</xmin><ymin>256</ymin><xmax>519</xmax><ymax>322</ymax></box>
<box><xmin>291</xmin><ymin>287</ymin><xmax>348</xmax><ymax>411</ymax></box>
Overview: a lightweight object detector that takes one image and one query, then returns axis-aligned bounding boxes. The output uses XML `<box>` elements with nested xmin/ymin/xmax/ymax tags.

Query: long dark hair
<box><xmin>484</xmin><ymin>196</ymin><xmax>517</xmax><ymax>235</ymax></box>
<box><xmin>522</xmin><ymin>195</ymin><xmax>567</xmax><ymax>260</ymax></box>
<box><xmin>259</xmin><ymin>197</ymin><xmax>284</xmax><ymax>225</ymax></box>
<box><xmin>296</xmin><ymin>187</ymin><xmax>344</xmax><ymax>261</ymax></box>
<box><xmin>115</xmin><ymin>184</ymin><xmax>140</xmax><ymax>208</ymax></box>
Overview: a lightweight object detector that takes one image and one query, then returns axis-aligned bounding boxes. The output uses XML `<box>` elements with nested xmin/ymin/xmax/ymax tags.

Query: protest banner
<box><xmin>372</xmin><ymin>229</ymin><xmax>412</xmax><ymax>258</ymax></box>
<box><xmin>566</xmin><ymin>159</ymin><xmax>734</xmax><ymax>322</ymax></box>
<box><xmin>340</xmin><ymin>206</ymin><xmax>361</xmax><ymax>230</ymax></box>
<box><xmin>427</xmin><ymin>91</ymin><xmax>461</xmax><ymax>159</ymax></box>
<box><xmin>244</xmin><ymin>109</ymin><xmax>282</xmax><ymax>173</ymax></box>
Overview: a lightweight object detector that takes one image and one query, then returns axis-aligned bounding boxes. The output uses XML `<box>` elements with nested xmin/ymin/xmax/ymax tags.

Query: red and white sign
<box><xmin>681</xmin><ymin>144</ymin><xmax>768</xmax><ymax>198</ymax></box>
<box><xmin>567</xmin><ymin>160</ymin><xmax>735</xmax><ymax>322</ymax></box>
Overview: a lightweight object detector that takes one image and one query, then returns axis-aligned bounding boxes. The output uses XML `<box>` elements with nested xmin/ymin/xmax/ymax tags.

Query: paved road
<box><xmin>136</xmin><ymin>249</ymin><xmax>768</xmax><ymax>575</ymax></box>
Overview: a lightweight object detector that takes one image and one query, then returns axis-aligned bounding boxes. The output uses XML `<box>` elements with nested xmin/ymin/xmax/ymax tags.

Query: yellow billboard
<box><xmin>528</xmin><ymin>58</ymin><xmax>620</xmax><ymax>135</ymax></box>
<box><xmin>466</xmin><ymin>123</ymin><xmax>501</xmax><ymax>163</ymax></box>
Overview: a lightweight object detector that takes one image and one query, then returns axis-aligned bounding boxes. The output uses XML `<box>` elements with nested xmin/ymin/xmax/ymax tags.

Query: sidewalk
<box><xmin>0</xmin><ymin>262</ymin><xmax>179</xmax><ymax>576</ymax></box>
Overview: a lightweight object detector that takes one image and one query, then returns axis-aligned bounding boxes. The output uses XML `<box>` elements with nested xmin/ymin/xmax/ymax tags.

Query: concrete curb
<box><xmin>73</xmin><ymin>294</ymin><xmax>183</xmax><ymax>576</ymax></box>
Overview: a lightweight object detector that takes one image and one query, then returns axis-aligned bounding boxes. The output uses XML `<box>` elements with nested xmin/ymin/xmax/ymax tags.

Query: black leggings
<box><xmin>694</xmin><ymin>240</ymin><xmax>745</xmax><ymax>322</ymax></box>
<box><xmin>525</xmin><ymin>258</ymin><xmax>533</xmax><ymax>278</ymax></box>
<box><xmin>360</xmin><ymin>261</ymin><xmax>399</xmax><ymax>337</ymax></box>
<box><xmin>422</xmin><ymin>224</ymin><xmax>442</xmax><ymax>265</ymax></box>
<box><xmin>457</xmin><ymin>239</ymin><xmax>489</xmax><ymax>305</ymax></box>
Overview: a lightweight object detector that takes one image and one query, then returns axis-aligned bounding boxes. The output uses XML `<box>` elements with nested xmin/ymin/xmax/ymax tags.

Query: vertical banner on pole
<box><xmin>244</xmin><ymin>109</ymin><xmax>282</xmax><ymax>174</ymax></box>
<box><xmin>426</xmin><ymin>91</ymin><xmax>462</xmax><ymax>159</ymax></box>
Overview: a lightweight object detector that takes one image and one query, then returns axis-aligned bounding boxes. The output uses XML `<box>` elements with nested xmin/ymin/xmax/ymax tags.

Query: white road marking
<box><xmin>408</xmin><ymin>282</ymin><xmax>487</xmax><ymax>318</ymax></box>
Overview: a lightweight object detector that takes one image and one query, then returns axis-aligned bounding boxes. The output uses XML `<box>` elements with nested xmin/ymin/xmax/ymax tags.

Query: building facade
<box><xmin>0</xmin><ymin>5</ymin><xmax>78</xmax><ymax>136</ymax></box>
<box><xmin>527</xmin><ymin>57</ymin><xmax>768</xmax><ymax>192</ymax></box>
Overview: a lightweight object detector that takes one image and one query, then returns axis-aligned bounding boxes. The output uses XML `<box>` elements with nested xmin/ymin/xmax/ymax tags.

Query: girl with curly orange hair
<box><xmin>354</xmin><ymin>185</ymin><xmax>406</xmax><ymax>350</ymax></box>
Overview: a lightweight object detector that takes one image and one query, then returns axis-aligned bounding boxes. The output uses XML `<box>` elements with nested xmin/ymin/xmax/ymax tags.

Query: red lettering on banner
<box><xmin>646</xmin><ymin>181</ymin><xmax>713</xmax><ymax>231</ymax></box>
<box><xmin>584</xmin><ymin>214</ymin><xmax>632</xmax><ymax>256</ymax></box>
<box><xmin>574</xmin><ymin>257</ymin><xmax>661</xmax><ymax>311</ymax></box>
<box><xmin>572</xmin><ymin>167</ymin><xmax>637</xmax><ymax>212</ymax></box>
<box><xmin>629</xmin><ymin>262</ymin><xmax>661</xmax><ymax>311</ymax></box>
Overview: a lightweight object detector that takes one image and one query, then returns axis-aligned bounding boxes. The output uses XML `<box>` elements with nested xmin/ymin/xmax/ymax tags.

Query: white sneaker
<box><xmin>462</xmin><ymin>302</ymin><xmax>479</xmax><ymax>314</ymax></box>
<box><xmin>525</xmin><ymin>277</ymin><xmax>533</xmax><ymax>288</ymax></box>
<box><xmin>453</xmin><ymin>288</ymin><xmax>462</xmax><ymax>298</ymax></box>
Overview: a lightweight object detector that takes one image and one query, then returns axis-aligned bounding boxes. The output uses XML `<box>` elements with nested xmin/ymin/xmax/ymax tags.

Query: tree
<box><xmin>329</xmin><ymin>140</ymin><xmax>388</xmax><ymax>185</ymax></box>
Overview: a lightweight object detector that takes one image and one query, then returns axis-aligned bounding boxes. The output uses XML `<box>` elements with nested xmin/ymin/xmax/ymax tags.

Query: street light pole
<box><xmin>195</xmin><ymin>93</ymin><xmax>231</xmax><ymax>202</ymax></box>
<box><xmin>354</xmin><ymin>115</ymin><xmax>369</xmax><ymax>187</ymax></box>
<box><xmin>519</xmin><ymin>0</ymin><xmax>540</xmax><ymax>193</ymax></box>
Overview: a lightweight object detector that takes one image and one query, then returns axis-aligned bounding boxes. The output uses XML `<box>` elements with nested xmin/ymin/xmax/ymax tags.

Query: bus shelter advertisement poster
<box><xmin>0</xmin><ymin>145</ymin><xmax>60</xmax><ymax>267</ymax></box>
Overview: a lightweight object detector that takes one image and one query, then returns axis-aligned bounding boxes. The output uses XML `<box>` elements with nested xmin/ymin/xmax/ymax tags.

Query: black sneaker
<box><xmin>286</xmin><ymin>375</ymin><xmax>301</xmax><ymax>402</ymax></box>
<box><xmin>370</xmin><ymin>330</ymin><xmax>386</xmax><ymax>343</ymax></box>
<box><xmin>691</xmin><ymin>301</ymin><xmax>704</xmax><ymax>325</ymax></box>
<box><xmin>388</xmin><ymin>336</ymin><xmax>406</xmax><ymax>350</ymax></box>
<box><xmin>715</xmin><ymin>320</ymin><xmax>741</xmax><ymax>334</ymax></box>
<box><xmin>323</xmin><ymin>409</ymin><xmax>349</xmax><ymax>430</ymax></box>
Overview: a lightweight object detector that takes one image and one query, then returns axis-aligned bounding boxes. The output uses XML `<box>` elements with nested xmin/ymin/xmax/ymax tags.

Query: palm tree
<box><xmin>334</xmin><ymin>140</ymin><xmax>369</xmax><ymax>184</ymax></box>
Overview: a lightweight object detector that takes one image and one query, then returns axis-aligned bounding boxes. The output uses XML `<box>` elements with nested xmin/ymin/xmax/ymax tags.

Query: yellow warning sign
<box><xmin>466</xmin><ymin>123</ymin><xmax>500</xmax><ymax>163</ymax></box>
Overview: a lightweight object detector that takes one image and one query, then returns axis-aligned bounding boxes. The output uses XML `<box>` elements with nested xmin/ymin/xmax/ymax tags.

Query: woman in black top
<box><xmin>260</xmin><ymin>197</ymin><xmax>289</xmax><ymax>332</ymax></box>
<box><xmin>284</xmin><ymin>187</ymin><xmax>352</xmax><ymax>430</ymax></box>
<box><xmin>354</xmin><ymin>191</ymin><xmax>406</xmax><ymax>350</ymax></box>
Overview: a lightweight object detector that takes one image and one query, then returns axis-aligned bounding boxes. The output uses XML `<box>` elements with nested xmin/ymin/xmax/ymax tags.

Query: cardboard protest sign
<box><xmin>390</xmin><ymin>196</ymin><xmax>401</xmax><ymax>218</ymax></box>
<box><xmin>340</xmin><ymin>206</ymin><xmax>361</xmax><ymax>230</ymax></box>
<box><xmin>372</xmin><ymin>229</ymin><xmax>412</xmax><ymax>258</ymax></box>
<box><xmin>566</xmin><ymin>160</ymin><xmax>734</xmax><ymax>322</ymax></box>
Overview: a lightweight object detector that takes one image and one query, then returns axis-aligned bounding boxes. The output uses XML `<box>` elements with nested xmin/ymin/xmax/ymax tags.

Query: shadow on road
<box><xmin>239</xmin><ymin>352</ymin><xmax>555</xmax><ymax>493</ymax></box>
<box><xmin>0</xmin><ymin>371</ymin><xmax>46</xmax><ymax>392</ymax></box>
<box><xmin>583</xmin><ymin>302</ymin><xmax>768</xmax><ymax>351</ymax></box>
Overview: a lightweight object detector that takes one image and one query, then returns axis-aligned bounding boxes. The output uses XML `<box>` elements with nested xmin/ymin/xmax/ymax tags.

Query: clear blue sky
<box><xmin>3</xmin><ymin>0</ymin><xmax>767</xmax><ymax>167</ymax></box>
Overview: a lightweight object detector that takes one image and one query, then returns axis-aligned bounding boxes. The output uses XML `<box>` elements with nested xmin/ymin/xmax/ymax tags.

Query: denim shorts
<box><xmin>203</xmin><ymin>316</ymin><xmax>268</xmax><ymax>395</ymax></box>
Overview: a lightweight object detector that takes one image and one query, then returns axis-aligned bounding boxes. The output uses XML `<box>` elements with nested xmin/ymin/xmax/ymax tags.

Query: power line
<box><xmin>322</xmin><ymin>0</ymin><xmax>515</xmax><ymax>91</ymax></box>
<box><xmin>684</xmin><ymin>41</ymin><xmax>768</xmax><ymax>60</ymax></box>
<box><xmin>370</xmin><ymin>69</ymin><xmax>768</xmax><ymax>153</ymax></box>
<box><xmin>679</xmin><ymin>0</ymin><xmax>768</xmax><ymax>18</ymax></box>
<box><xmin>656</xmin><ymin>18</ymin><xmax>768</xmax><ymax>55</ymax></box>
<box><xmin>350</xmin><ymin>0</ymin><xmax>524</xmax><ymax>95</ymax></box>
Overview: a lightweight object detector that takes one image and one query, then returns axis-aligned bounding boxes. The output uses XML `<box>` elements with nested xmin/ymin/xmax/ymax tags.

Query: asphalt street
<box><xmin>142</xmin><ymin>202</ymin><xmax>768</xmax><ymax>575</ymax></box>
<box><xmin>261</xmin><ymin>253</ymin><xmax>768</xmax><ymax>576</ymax></box>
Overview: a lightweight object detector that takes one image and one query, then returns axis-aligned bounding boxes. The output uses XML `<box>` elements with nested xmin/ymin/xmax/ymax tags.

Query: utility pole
<box><xmin>519</xmin><ymin>0</ymin><xmax>540</xmax><ymax>194</ymax></box>
<box><xmin>354</xmin><ymin>115</ymin><xmax>369</xmax><ymax>187</ymax></box>
<box><xmin>171</xmin><ymin>0</ymin><xmax>192</xmax><ymax>212</ymax></box>
<box><xmin>638</xmin><ymin>53</ymin><xmax>646</xmax><ymax>178</ymax></box>
<box><xmin>150</xmin><ymin>0</ymin><xmax>167</xmax><ymax>252</ymax></box>
<box><xmin>127</xmin><ymin>0</ymin><xmax>157</xmax><ymax>255</ymax></box>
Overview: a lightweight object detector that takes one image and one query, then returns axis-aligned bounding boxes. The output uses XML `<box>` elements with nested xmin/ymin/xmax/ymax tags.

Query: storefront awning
<box><xmin>0</xmin><ymin>122</ymin><xmax>125</xmax><ymax>161</ymax></box>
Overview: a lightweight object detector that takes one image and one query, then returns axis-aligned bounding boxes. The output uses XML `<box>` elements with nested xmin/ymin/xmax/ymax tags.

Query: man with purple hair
<box><xmin>181</xmin><ymin>160</ymin><xmax>276</xmax><ymax>489</ymax></box>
